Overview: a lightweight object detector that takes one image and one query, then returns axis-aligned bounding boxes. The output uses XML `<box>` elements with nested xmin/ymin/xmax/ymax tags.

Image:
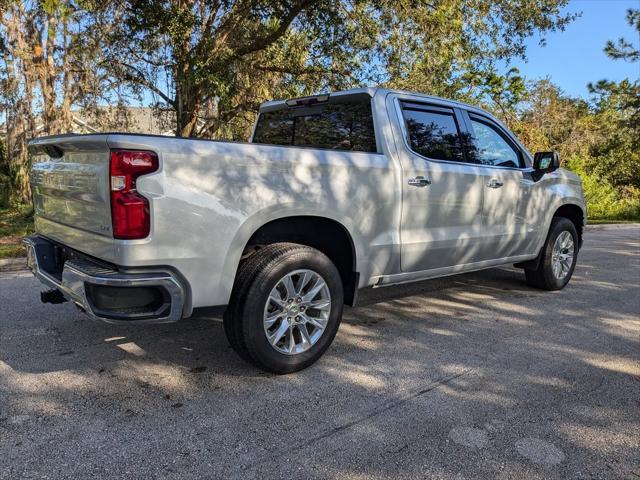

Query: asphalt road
<box><xmin>1</xmin><ymin>226</ymin><xmax>639</xmax><ymax>479</ymax></box>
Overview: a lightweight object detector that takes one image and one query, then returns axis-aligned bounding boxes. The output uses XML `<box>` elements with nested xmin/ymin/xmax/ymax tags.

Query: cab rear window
<box><xmin>252</xmin><ymin>97</ymin><xmax>377</xmax><ymax>153</ymax></box>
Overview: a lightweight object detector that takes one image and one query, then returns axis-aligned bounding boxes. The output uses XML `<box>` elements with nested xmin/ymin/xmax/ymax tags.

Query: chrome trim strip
<box><xmin>24</xmin><ymin>236</ymin><xmax>185</xmax><ymax>324</ymax></box>
<box><xmin>371</xmin><ymin>253</ymin><xmax>538</xmax><ymax>287</ymax></box>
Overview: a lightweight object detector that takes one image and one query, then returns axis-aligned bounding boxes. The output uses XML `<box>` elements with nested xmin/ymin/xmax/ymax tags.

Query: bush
<box><xmin>566</xmin><ymin>155</ymin><xmax>640</xmax><ymax>221</ymax></box>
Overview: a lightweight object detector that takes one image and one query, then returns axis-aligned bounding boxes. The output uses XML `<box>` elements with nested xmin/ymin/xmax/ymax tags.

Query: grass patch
<box><xmin>0</xmin><ymin>204</ymin><xmax>35</xmax><ymax>259</ymax></box>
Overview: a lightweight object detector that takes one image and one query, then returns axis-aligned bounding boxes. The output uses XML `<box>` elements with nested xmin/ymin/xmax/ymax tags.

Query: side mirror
<box><xmin>533</xmin><ymin>151</ymin><xmax>560</xmax><ymax>173</ymax></box>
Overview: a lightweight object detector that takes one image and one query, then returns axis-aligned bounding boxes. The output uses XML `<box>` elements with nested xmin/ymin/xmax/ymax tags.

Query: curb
<box><xmin>585</xmin><ymin>223</ymin><xmax>640</xmax><ymax>231</ymax></box>
<box><xmin>0</xmin><ymin>257</ymin><xmax>28</xmax><ymax>273</ymax></box>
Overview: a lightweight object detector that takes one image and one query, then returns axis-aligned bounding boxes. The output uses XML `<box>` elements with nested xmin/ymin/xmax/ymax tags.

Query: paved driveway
<box><xmin>1</xmin><ymin>226</ymin><xmax>638</xmax><ymax>479</ymax></box>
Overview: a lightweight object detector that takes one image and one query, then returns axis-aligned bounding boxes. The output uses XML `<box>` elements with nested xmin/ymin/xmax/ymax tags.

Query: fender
<box><xmin>516</xmin><ymin>200</ymin><xmax>586</xmax><ymax>270</ymax></box>
<box><xmin>216</xmin><ymin>205</ymin><xmax>367</xmax><ymax>306</ymax></box>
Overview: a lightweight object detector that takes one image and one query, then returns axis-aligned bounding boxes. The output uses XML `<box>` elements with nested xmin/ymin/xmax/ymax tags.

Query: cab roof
<box><xmin>258</xmin><ymin>86</ymin><xmax>488</xmax><ymax>115</ymax></box>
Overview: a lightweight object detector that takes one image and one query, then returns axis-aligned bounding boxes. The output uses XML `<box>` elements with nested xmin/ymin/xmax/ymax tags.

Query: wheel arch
<box><xmin>553</xmin><ymin>203</ymin><xmax>585</xmax><ymax>248</ymax></box>
<box><xmin>222</xmin><ymin>212</ymin><xmax>362</xmax><ymax>307</ymax></box>
<box><xmin>242</xmin><ymin>215</ymin><xmax>359</xmax><ymax>306</ymax></box>
<box><xmin>515</xmin><ymin>202</ymin><xmax>585</xmax><ymax>271</ymax></box>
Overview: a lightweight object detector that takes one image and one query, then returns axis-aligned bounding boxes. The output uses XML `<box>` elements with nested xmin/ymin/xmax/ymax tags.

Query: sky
<box><xmin>510</xmin><ymin>0</ymin><xmax>640</xmax><ymax>99</ymax></box>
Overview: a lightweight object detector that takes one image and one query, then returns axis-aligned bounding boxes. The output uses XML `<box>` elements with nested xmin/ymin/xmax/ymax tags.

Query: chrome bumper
<box><xmin>24</xmin><ymin>236</ymin><xmax>186</xmax><ymax>324</ymax></box>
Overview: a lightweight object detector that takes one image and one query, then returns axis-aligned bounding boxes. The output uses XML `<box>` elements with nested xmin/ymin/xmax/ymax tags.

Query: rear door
<box><xmin>29</xmin><ymin>135</ymin><xmax>115</xmax><ymax>260</ymax></box>
<box><xmin>460</xmin><ymin>111</ymin><xmax>537</xmax><ymax>258</ymax></box>
<box><xmin>390</xmin><ymin>96</ymin><xmax>486</xmax><ymax>272</ymax></box>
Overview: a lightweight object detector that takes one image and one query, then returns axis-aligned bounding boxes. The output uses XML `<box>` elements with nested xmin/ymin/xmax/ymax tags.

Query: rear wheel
<box><xmin>223</xmin><ymin>243</ymin><xmax>343</xmax><ymax>374</ymax></box>
<box><xmin>525</xmin><ymin>217</ymin><xmax>578</xmax><ymax>290</ymax></box>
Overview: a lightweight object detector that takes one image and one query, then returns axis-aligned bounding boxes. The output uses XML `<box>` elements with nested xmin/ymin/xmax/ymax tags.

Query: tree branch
<box><xmin>232</xmin><ymin>0</ymin><xmax>316</xmax><ymax>58</ymax></box>
<box><xmin>103</xmin><ymin>60</ymin><xmax>175</xmax><ymax>107</ymax></box>
<box><xmin>249</xmin><ymin>62</ymin><xmax>347</xmax><ymax>76</ymax></box>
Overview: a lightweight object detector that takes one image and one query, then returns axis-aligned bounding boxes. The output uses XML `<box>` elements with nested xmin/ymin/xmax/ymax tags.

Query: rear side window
<box><xmin>253</xmin><ymin>98</ymin><xmax>377</xmax><ymax>153</ymax></box>
<box><xmin>401</xmin><ymin>105</ymin><xmax>464</xmax><ymax>162</ymax></box>
<box><xmin>467</xmin><ymin>116</ymin><xmax>523</xmax><ymax>168</ymax></box>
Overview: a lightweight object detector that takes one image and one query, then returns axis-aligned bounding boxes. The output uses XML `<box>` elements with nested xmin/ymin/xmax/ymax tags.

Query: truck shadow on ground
<box><xmin>3</xmin><ymin>265</ymin><xmax>535</xmax><ymax>377</ymax></box>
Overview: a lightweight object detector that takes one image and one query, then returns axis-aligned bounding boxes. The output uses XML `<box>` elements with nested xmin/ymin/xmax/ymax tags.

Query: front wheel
<box><xmin>525</xmin><ymin>217</ymin><xmax>579</xmax><ymax>290</ymax></box>
<box><xmin>223</xmin><ymin>243</ymin><xmax>344</xmax><ymax>374</ymax></box>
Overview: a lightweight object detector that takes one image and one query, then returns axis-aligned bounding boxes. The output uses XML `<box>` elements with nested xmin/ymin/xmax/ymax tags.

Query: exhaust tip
<box><xmin>41</xmin><ymin>289</ymin><xmax>67</xmax><ymax>304</ymax></box>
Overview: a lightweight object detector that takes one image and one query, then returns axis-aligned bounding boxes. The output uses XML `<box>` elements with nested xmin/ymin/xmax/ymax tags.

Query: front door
<box><xmin>390</xmin><ymin>97</ymin><xmax>487</xmax><ymax>273</ymax></box>
<box><xmin>462</xmin><ymin>112</ymin><xmax>537</xmax><ymax>258</ymax></box>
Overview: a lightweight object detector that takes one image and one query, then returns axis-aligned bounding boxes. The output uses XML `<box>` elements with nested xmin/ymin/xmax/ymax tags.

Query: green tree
<box><xmin>515</xmin><ymin>79</ymin><xmax>588</xmax><ymax>157</ymax></box>
<box><xmin>585</xmin><ymin>7</ymin><xmax>640</xmax><ymax>189</ymax></box>
<box><xmin>604</xmin><ymin>8</ymin><xmax>639</xmax><ymax>62</ymax></box>
<box><xmin>513</xmin><ymin>8</ymin><xmax>640</xmax><ymax>221</ymax></box>
<box><xmin>93</xmin><ymin>0</ymin><xmax>366</xmax><ymax>138</ymax></box>
<box><xmin>582</xmin><ymin>80</ymin><xmax>639</xmax><ymax>190</ymax></box>
<box><xmin>376</xmin><ymin>0</ymin><xmax>575</xmax><ymax>103</ymax></box>
<box><xmin>0</xmin><ymin>136</ymin><xmax>8</xmax><ymax>207</ymax></box>
<box><xmin>94</xmin><ymin>0</ymin><xmax>576</xmax><ymax>139</ymax></box>
<box><xmin>0</xmin><ymin>0</ymin><xmax>134</xmax><ymax>200</ymax></box>
<box><xmin>515</xmin><ymin>78</ymin><xmax>640</xmax><ymax>220</ymax></box>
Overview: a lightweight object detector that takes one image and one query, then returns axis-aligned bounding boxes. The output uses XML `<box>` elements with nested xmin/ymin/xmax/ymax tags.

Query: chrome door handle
<box><xmin>408</xmin><ymin>176</ymin><xmax>431</xmax><ymax>187</ymax></box>
<box><xmin>486</xmin><ymin>179</ymin><xmax>504</xmax><ymax>188</ymax></box>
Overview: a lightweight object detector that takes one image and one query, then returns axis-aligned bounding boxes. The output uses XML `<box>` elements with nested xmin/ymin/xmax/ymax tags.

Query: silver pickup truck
<box><xmin>25</xmin><ymin>87</ymin><xmax>586</xmax><ymax>373</ymax></box>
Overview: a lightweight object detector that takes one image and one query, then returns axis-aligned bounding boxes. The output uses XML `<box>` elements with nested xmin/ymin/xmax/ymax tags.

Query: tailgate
<box><xmin>29</xmin><ymin>135</ymin><xmax>114</xmax><ymax>260</ymax></box>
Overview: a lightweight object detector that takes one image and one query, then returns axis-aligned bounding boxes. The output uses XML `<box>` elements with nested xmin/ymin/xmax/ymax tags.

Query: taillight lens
<box><xmin>110</xmin><ymin>150</ymin><xmax>158</xmax><ymax>239</ymax></box>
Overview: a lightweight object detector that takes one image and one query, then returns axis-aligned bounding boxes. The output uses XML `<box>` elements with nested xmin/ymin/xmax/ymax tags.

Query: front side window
<box><xmin>252</xmin><ymin>98</ymin><xmax>377</xmax><ymax>153</ymax></box>
<box><xmin>467</xmin><ymin>117</ymin><xmax>522</xmax><ymax>168</ymax></box>
<box><xmin>401</xmin><ymin>106</ymin><xmax>465</xmax><ymax>162</ymax></box>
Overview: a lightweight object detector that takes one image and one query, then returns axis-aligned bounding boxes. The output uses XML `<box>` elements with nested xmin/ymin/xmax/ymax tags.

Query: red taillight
<box><xmin>109</xmin><ymin>150</ymin><xmax>158</xmax><ymax>239</ymax></box>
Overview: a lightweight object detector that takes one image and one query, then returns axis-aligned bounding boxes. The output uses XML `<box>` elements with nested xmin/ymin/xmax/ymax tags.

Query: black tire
<box><xmin>223</xmin><ymin>243</ymin><xmax>344</xmax><ymax>374</ymax></box>
<box><xmin>525</xmin><ymin>217</ymin><xmax>579</xmax><ymax>290</ymax></box>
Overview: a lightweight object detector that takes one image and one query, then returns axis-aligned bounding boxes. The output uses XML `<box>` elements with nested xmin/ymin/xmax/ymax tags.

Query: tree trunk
<box><xmin>5</xmin><ymin>98</ymin><xmax>31</xmax><ymax>203</ymax></box>
<box><xmin>2</xmin><ymin>4</ymin><xmax>37</xmax><ymax>202</ymax></box>
<box><xmin>60</xmin><ymin>20</ymin><xmax>73</xmax><ymax>133</ymax></box>
<box><xmin>175</xmin><ymin>63</ymin><xmax>200</xmax><ymax>137</ymax></box>
<box><xmin>37</xmin><ymin>15</ymin><xmax>60</xmax><ymax>135</ymax></box>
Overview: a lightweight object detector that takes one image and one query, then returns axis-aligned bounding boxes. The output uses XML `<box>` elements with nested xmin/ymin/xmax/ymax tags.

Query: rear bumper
<box><xmin>24</xmin><ymin>235</ymin><xmax>186</xmax><ymax>324</ymax></box>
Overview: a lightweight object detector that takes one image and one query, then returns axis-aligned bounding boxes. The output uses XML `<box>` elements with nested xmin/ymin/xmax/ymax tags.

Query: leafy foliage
<box><xmin>604</xmin><ymin>8</ymin><xmax>640</xmax><ymax>62</ymax></box>
<box><xmin>88</xmin><ymin>0</ymin><xmax>575</xmax><ymax>138</ymax></box>
<box><xmin>508</xmin><ymin>78</ymin><xmax>639</xmax><ymax>221</ymax></box>
<box><xmin>0</xmin><ymin>0</ymin><xmax>138</xmax><ymax>201</ymax></box>
<box><xmin>584</xmin><ymin>79</ymin><xmax>640</xmax><ymax>189</ymax></box>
